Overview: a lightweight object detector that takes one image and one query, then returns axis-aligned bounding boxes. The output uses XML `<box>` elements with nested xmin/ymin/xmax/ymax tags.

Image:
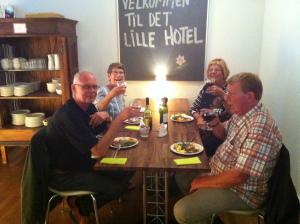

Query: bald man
<box><xmin>46</xmin><ymin>71</ymin><xmax>140</xmax><ymax>223</ymax></box>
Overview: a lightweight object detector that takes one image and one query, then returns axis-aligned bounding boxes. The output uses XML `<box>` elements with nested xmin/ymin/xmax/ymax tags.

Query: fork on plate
<box><xmin>113</xmin><ymin>143</ymin><xmax>121</xmax><ymax>158</ymax></box>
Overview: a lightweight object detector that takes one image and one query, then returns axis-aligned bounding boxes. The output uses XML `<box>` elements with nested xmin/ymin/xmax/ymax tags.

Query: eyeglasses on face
<box><xmin>208</xmin><ymin>68</ymin><xmax>222</xmax><ymax>73</ymax></box>
<box><xmin>111</xmin><ymin>70</ymin><xmax>124</xmax><ymax>75</ymax></box>
<box><xmin>74</xmin><ymin>84</ymin><xmax>99</xmax><ymax>90</ymax></box>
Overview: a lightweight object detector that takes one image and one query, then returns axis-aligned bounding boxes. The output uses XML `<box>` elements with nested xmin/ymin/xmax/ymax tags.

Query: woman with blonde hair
<box><xmin>190</xmin><ymin>58</ymin><xmax>231</xmax><ymax>157</ymax></box>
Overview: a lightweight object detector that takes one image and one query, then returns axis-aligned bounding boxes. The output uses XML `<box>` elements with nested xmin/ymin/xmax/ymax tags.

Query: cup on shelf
<box><xmin>52</xmin><ymin>78</ymin><xmax>61</xmax><ymax>84</ymax></box>
<box><xmin>56</xmin><ymin>86</ymin><xmax>62</xmax><ymax>95</ymax></box>
<box><xmin>46</xmin><ymin>82</ymin><xmax>57</xmax><ymax>93</ymax></box>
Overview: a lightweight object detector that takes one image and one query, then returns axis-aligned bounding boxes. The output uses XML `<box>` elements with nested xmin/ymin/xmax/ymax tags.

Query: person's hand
<box><xmin>116</xmin><ymin>106</ymin><xmax>141</xmax><ymax>122</ymax></box>
<box><xmin>206</xmin><ymin>85</ymin><xmax>225</xmax><ymax>98</ymax></box>
<box><xmin>89</xmin><ymin>112</ymin><xmax>111</xmax><ymax>128</ymax></box>
<box><xmin>198</xmin><ymin>108</ymin><xmax>221</xmax><ymax>129</ymax></box>
<box><xmin>110</xmin><ymin>85</ymin><xmax>126</xmax><ymax>97</ymax></box>
<box><xmin>192</xmin><ymin>112</ymin><xmax>203</xmax><ymax>126</ymax></box>
<box><xmin>189</xmin><ymin>176</ymin><xmax>202</xmax><ymax>192</ymax></box>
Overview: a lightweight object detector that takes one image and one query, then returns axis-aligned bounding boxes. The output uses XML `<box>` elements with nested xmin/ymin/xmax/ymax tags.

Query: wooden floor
<box><xmin>1</xmin><ymin>147</ymin><xmax>299</xmax><ymax>224</ymax></box>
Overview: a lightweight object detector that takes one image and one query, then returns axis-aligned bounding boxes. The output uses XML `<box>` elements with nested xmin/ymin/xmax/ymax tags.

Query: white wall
<box><xmin>260</xmin><ymin>0</ymin><xmax>300</xmax><ymax>192</ymax></box>
<box><xmin>8</xmin><ymin>0</ymin><xmax>264</xmax><ymax>104</ymax></box>
<box><xmin>5</xmin><ymin>0</ymin><xmax>299</xmax><ymax>193</ymax></box>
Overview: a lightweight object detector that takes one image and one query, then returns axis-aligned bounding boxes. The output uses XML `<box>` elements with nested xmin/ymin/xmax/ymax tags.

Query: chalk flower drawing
<box><xmin>176</xmin><ymin>54</ymin><xmax>187</xmax><ymax>68</ymax></box>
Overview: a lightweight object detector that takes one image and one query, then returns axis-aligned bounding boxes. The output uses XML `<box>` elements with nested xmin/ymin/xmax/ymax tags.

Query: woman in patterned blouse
<box><xmin>94</xmin><ymin>63</ymin><xmax>126</xmax><ymax>120</ymax></box>
<box><xmin>190</xmin><ymin>58</ymin><xmax>231</xmax><ymax>157</ymax></box>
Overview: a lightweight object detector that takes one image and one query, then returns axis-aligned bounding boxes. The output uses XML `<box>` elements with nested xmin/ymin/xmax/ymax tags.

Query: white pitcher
<box><xmin>47</xmin><ymin>54</ymin><xmax>54</xmax><ymax>70</ymax></box>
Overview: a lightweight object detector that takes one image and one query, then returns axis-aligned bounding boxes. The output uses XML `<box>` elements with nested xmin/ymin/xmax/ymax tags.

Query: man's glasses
<box><xmin>111</xmin><ymin>70</ymin><xmax>124</xmax><ymax>75</ymax></box>
<box><xmin>74</xmin><ymin>84</ymin><xmax>99</xmax><ymax>90</ymax></box>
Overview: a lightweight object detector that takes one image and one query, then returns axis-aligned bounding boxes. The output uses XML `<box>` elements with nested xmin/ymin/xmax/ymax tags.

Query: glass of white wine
<box><xmin>116</xmin><ymin>80</ymin><xmax>127</xmax><ymax>96</ymax></box>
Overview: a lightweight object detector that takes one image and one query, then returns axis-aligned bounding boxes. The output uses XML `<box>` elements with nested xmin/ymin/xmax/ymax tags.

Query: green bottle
<box><xmin>143</xmin><ymin>97</ymin><xmax>152</xmax><ymax>130</ymax></box>
<box><xmin>159</xmin><ymin>97</ymin><xmax>168</xmax><ymax>125</ymax></box>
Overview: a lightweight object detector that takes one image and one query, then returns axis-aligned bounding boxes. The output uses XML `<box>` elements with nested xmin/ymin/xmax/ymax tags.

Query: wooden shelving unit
<box><xmin>0</xmin><ymin>18</ymin><xmax>78</xmax><ymax>163</ymax></box>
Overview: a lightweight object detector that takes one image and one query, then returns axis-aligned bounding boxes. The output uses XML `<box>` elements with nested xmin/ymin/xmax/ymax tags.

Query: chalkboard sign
<box><xmin>118</xmin><ymin>0</ymin><xmax>208</xmax><ymax>81</ymax></box>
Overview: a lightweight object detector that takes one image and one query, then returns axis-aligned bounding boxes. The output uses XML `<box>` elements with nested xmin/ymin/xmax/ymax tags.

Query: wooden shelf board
<box><xmin>0</xmin><ymin>91</ymin><xmax>61</xmax><ymax>99</ymax></box>
<box><xmin>0</xmin><ymin>69</ymin><xmax>59</xmax><ymax>72</ymax></box>
<box><xmin>0</xmin><ymin>125</ymin><xmax>40</xmax><ymax>141</ymax></box>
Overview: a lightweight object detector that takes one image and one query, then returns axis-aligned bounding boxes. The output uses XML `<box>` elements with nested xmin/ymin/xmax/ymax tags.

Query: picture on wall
<box><xmin>118</xmin><ymin>0</ymin><xmax>208</xmax><ymax>81</ymax></box>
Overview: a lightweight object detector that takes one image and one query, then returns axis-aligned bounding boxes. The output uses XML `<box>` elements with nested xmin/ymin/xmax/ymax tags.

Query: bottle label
<box><xmin>144</xmin><ymin>118</ymin><xmax>150</xmax><ymax>127</ymax></box>
<box><xmin>163</xmin><ymin>113</ymin><xmax>168</xmax><ymax>123</ymax></box>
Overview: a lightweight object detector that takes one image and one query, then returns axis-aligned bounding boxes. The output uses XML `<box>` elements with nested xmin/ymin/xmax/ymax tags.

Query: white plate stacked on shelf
<box><xmin>14</xmin><ymin>84</ymin><xmax>31</xmax><ymax>96</ymax></box>
<box><xmin>0</xmin><ymin>85</ymin><xmax>14</xmax><ymax>96</ymax></box>
<box><xmin>11</xmin><ymin>109</ymin><xmax>31</xmax><ymax>125</ymax></box>
<box><xmin>25</xmin><ymin>112</ymin><xmax>45</xmax><ymax>128</ymax></box>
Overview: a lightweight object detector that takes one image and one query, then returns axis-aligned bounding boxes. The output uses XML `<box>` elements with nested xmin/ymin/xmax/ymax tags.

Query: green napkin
<box><xmin>100</xmin><ymin>158</ymin><xmax>128</xmax><ymax>165</ymax></box>
<box><xmin>174</xmin><ymin>157</ymin><xmax>201</xmax><ymax>166</ymax></box>
<box><xmin>124</xmin><ymin>125</ymin><xmax>140</xmax><ymax>131</ymax></box>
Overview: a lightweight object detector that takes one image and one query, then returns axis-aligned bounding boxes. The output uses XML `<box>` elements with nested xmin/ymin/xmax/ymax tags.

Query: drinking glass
<box><xmin>116</xmin><ymin>80</ymin><xmax>127</xmax><ymax>87</ymax></box>
<box><xmin>140</xmin><ymin>126</ymin><xmax>150</xmax><ymax>138</ymax></box>
<box><xmin>204</xmin><ymin>78</ymin><xmax>215</xmax><ymax>93</ymax></box>
<box><xmin>116</xmin><ymin>80</ymin><xmax>127</xmax><ymax>96</ymax></box>
<box><xmin>199</xmin><ymin>109</ymin><xmax>217</xmax><ymax>131</ymax></box>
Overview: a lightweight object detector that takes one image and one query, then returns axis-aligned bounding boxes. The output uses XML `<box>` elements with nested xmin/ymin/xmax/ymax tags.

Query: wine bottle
<box><xmin>159</xmin><ymin>97</ymin><xmax>168</xmax><ymax>125</ymax></box>
<box><xmin>143</xmin><ymin>97</ymin><xmax>152</xmax><ymax>130</ymax></box>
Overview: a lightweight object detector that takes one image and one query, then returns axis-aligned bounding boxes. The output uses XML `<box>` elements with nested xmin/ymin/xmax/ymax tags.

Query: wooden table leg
<box><xmin>1</xmin><ymin>145</ymin><xmax>7</xmax><ymax>164</ymax></box>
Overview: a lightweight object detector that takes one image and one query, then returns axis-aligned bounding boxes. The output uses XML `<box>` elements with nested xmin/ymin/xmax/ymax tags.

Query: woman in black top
<box><xmin>190</xmin><ymin>58</ymin><xmax>231</xmax><ymax>157</ymax></box>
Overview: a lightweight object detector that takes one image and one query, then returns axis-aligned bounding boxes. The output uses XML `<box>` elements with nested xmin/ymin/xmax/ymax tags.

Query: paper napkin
<box><xmin>174</xmin><ymin>157</ymin><xmax>201</xmax><ymax>166</ymax></box>
<box><xmin>100</xmin><ymin>158</ymin><xmax>128</xmax><ymax>165</ymax></box>
<box><xmin>124</xmin><ymin>125</ymin><xmax>140</xmax><ymax>131</ymax></box>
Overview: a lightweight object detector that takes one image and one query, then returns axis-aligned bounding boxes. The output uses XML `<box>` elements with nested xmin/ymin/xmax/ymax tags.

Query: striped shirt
<box><xmin>210</xmin><ymin>103</ymin><xmax>282</xmax><ymax>208</ymax></box>
<box><xmin>190</xmin><ymin>83</ymin><xmax>230</xmax><ymax>122</ymax></box>
<box><xmin>94</xmin><ymin>85</ymin><xmax>125</xmax><ymax>120</ymax></box>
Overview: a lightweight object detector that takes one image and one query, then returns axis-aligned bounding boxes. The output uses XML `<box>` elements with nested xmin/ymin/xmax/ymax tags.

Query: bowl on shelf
<box><xmin>56</xmin><ymin>86</ymin><xmax>62</xmax><ymax>95</ymax></box>
<box><xmin>0</xmin><ymin>85</ymin><xmax>14</xmax><ymax>96</ymax></box>
<box><xmin>46</xmin><ymin>82</ymin><xmax>57</xmax><ymax>93</ymax></box>
<box><xmin>11</xmin><ymin>109</ymin><xmax>31</xmax><ymax>125</ymax></box>
<box><xmin>51</xmin><ymin>78</ymin><xmax>61</xmax><ymax>84</ymax></box>
<box><xmin>1</xmin><ymin>58</ymin><xmax>13</xmax><ymax>70</ymax></box>
<box><xmin>25</xmin><ymin>112</ymin><xmax>45</xmax><ymax>128</ymax></box>
<box><xmin>12</xmin><ymin>57</ymin><xmax>26</xmax><ymax>70</ymax></box>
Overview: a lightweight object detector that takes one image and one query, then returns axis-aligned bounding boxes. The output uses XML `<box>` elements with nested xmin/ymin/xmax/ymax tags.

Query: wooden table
<box><xmin>95</xmin><ymin>98</ymin><xmax>210</xmax><ymax>223</ymax></box>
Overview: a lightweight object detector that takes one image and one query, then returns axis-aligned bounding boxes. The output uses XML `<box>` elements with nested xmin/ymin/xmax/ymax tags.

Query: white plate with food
<box><xmin>170</xmin><ymin>142</ymin><xmax>203</xmax><ymax>156</ymax></box>
<box><xmin>110</xmin><ymin>137</ymin><xmax>139</xmax><ymax>149</ymax></box>
<box><xmin>170</xmin><ymin>113</ymin><xmax>194</xmax><ymax>123</ymax></box>
<box><xmin>124</xmin><ymin>117</ymin><xmax>142</xmax><ymax>125</ymax></box>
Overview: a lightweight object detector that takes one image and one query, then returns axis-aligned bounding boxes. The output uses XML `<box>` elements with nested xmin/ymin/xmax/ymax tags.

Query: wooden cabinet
<box><xmin>0</xmin><ymin>18</ymin><xmax>78</xmax><ymax>163</ymax></box>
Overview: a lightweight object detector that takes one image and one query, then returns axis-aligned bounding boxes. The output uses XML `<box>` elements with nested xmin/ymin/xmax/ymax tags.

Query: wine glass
<box><xmin>116</xmin><ymin>80</ymin><xmax>127</xmax><ymax>96</ymax></box>
<box><xmin>116</xmin><ymin>80</ymin><xmax>127</xmax><ymax>88</ymax></box>
<box><xmin>199</xmin><ymin>108</ymin><xmax>217</xmax><ymax>131</ymax></box>
<box><xmin>204</xmin><ymin>78</ymin><xmax>215</xmax><ymax>93</ymax></box>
